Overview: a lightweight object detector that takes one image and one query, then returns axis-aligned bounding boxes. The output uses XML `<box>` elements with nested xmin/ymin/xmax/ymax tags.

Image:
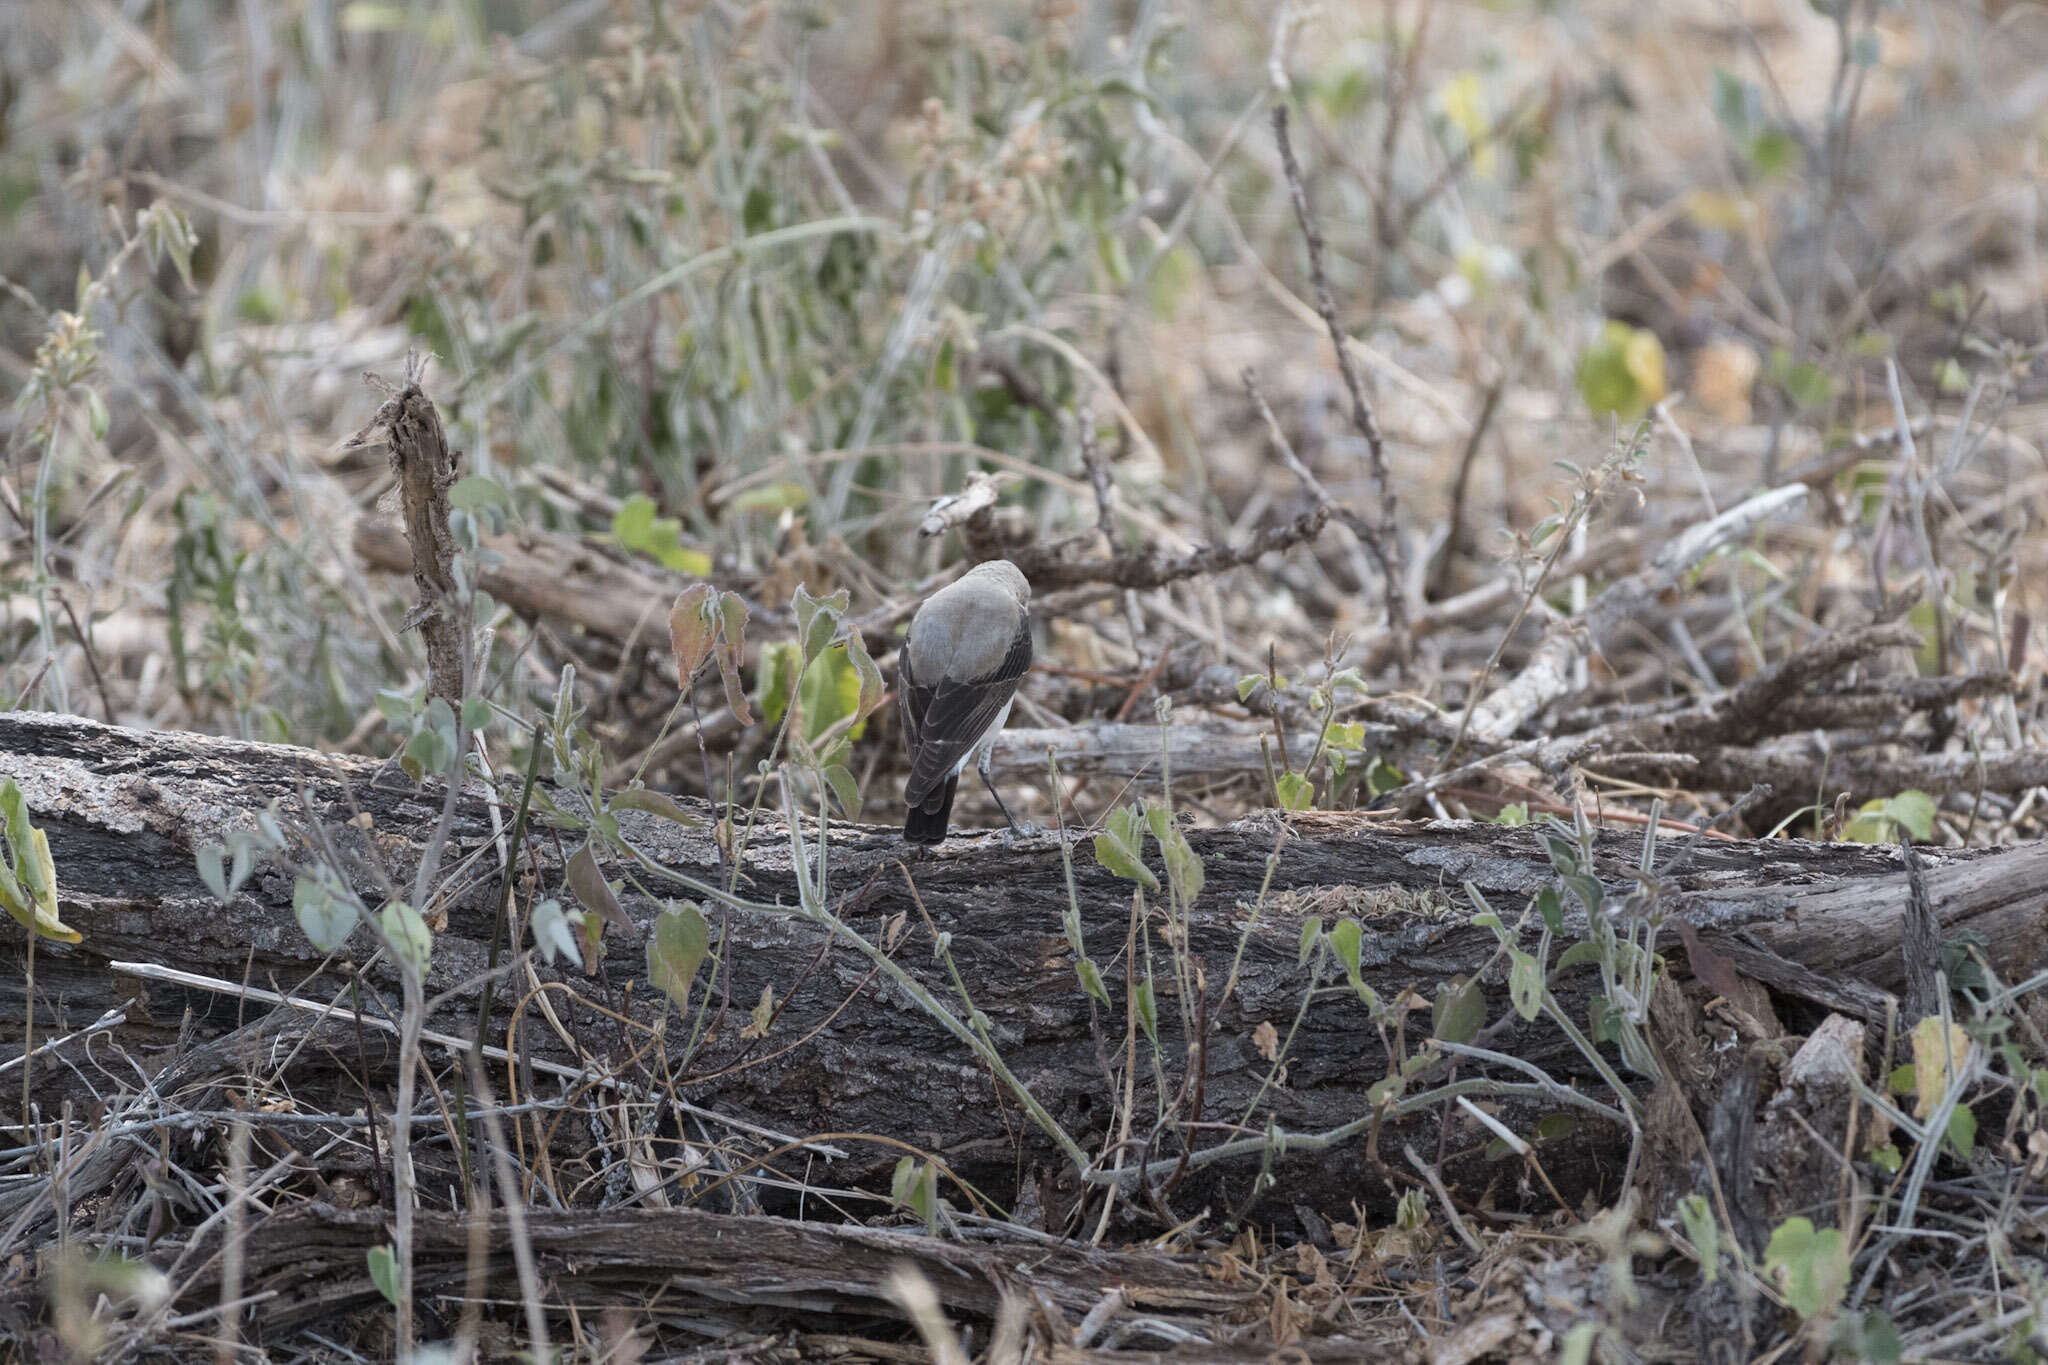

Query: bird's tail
<box><xmin>903</xmin><ymin>776</ymin><xmax>959</xmax><ymax>845</ymax></box>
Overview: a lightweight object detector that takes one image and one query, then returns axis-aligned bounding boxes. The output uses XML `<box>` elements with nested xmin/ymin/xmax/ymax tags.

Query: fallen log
<box><xmin>178</xmin><ymin>1203</ymin><xmax>1244</xmax><ymax>1336</ymax></box>
<box><xmin>4</xmin><ymin>711</ymin><xmax>2045</xmax><ymax>1234</ymax></box>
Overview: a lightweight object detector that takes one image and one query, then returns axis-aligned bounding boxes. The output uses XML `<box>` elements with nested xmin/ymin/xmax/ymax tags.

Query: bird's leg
<box><xmin>977</xmin><ymin>743</ymin><xmax>1034</xmax><ymax>838</ymax></box>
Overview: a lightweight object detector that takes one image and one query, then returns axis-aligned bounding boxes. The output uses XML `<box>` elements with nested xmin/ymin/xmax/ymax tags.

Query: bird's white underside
<box><xmin>947</xmin><ymin>696</ymin><xmax>1014</xmax><ymax>779</ymax></box>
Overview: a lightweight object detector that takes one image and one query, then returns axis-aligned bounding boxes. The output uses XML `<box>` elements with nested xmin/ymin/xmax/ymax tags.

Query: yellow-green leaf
<box><xmin>647</xmin><ymin>901</ymin><xmax>710</xmax><ymax>1010</ymax></box>
<box><xmin>1909</xmin><ymin>1016</ymin><xmax>1974</xmax><ymax>1120</ymax></box>
<box><xmin>1577</xmin><ymin>320</ymin><xmax>1666</xmax><ymax>420</ymax></box>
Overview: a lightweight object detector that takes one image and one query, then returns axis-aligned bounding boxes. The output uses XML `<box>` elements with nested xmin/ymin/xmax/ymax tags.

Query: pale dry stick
<box><xmin>1241</xmin><ymin>368</ymin><xmax>1378</xmax><ymax>603</ymax></box>
<box><xmin>1433</xmin><ymin>504</ymin><xmax>1590</xmax><ymax>776</ymax></box>
<box><xmin>1271</xmin><ymin>103</ymin><xmax>1410</xmax><ymax>662</ymax></box>
<box><xmin>466</xmin><ymin>1055</ymin><xmax>553</xmax><ymax>1363</ymax></box>
<box><xmin>715</xmin><ymin>440</ymin><xmax>1098</xmax><ymax>510</ymax></box>
<box><xmin>0</xmin><ymin>1007</ymin><xmax>124</xmax><ymax>1079</ymax></box>
<box><xmin>1404</xmin><ymin>1142</ymin><xmax>1483</xmax><ymax>1256</ymax></box>
<box><xmin>215</xmin><ymin>1120</ymin><xmax>250</xmax><ymax>1365</ymax></box>
<box><xmin>1459</xmin><ymin>482</ymin><xmax>1810</xmax><ymax>752</ymax></box>
<box><xmin>1073</xmin><ymin>1288</ymin><xmax>1128</xmax><ymax>1349</ymax></box>
<box><xmin>1889</xmin><ymin>359</ymin><xmax>1953</xmax><ymax>678</ymax></box>
<box><xmin>130</xmin><ymin>169</ymin><xmax>424</xmax><ymax>229</ymax></box>
<box><xmin>104</xmin><ymin>962</ymin><xmax>847</xmax><ymax>1159</ymax></box>
<box><xmin>1089</xmin><ymin>892</ymin><xmax>1144</xmax><ymax>1247</ymax></box>
<box><xmin>885</xmin><ymin>1266</ymin><xmax>973</xmax><ymax>1365</ymax></box>
<box><xmin>135</xmin><ymin>1148</ymin><xmax>305</xmax><ymax>1357</ymax></box>
<box><xmin>1655</xmin><ymin>400</ymin><xmax>1769</xmax><ymax>675</ymax></box>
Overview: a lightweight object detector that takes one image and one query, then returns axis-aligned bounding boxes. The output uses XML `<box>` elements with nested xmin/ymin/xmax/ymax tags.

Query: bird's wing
<box><xmin>903</xmin><ymin>612</ymin><xmax>1031</xmax><ymax>806</ymax></box>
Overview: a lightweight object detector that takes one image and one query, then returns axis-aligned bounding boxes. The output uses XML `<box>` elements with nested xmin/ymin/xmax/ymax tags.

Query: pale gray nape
<box><xmin>906</xmin><ymin>561</ymin><xmax>1030</xmax><ymax>684</ymax></box>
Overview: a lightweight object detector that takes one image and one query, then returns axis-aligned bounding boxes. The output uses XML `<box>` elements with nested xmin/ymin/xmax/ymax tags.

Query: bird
<box><xmin>896</xmin><ymin>560</ymin><xmax>1033</xmax><ymax>844</ymax></box>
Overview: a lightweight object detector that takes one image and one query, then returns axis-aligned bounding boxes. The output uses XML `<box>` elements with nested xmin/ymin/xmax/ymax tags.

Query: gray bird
<box><xmin>897</xmin><ymin>560</ymin><xmax>1032</xmax><ymax>844</ymax></box>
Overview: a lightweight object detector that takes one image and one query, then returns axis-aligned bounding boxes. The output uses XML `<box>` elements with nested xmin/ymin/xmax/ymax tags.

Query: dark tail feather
<box><xmin>903</xmin><ymin>776</ymin><xmax>959</xmax><ymax>845</ymax></box>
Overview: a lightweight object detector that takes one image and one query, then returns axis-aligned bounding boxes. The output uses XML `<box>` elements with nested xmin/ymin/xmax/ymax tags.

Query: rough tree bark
<box><xmin>4</xmin><ymin>711</ymin><xmax>2045</xmax><ymax>1230</ymax></box>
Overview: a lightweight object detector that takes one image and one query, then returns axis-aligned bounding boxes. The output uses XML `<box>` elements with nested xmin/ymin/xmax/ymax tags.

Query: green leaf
<box><xmin>715</xmin><ymin>592</ymin><xmax>753</xmax><ymax>725</ymax></box>
<box><xmin>890</xmin><ymin>1157</ymin><xmax>937</xmax><ymax>1231</ymax></box>
<box><xmin>1075</xmin><ymin>957</ymin><xmax>1109</xmax><ymax>1006</ymax></box>
<box><xmin>196</xmin><ymin>845</ymin><xmax>228</xmax><ymax>903</ymax></box>
<box><xmin>448</xmin><ymin>476</ymin><xmax>511</xmax><ymax>513</ymax></box>
<box><xmin>1326</xmin><ymin>722</ymin><xmax>1367</xmax><ymax>750</ymax></box>
<box><xmin>1234</xmin><ymin>674</ymin><xmax>1264</xmax><ymax>703</ymax></box>
<box><xmin>1106</xmin><ymin>805</ymin><xmax>1145</xmax><ymax>853</ymax></box>
<box><xmin>1768</xmin><ymin>346</ymin><xmax>1836</xmax><ymax>413</ymax></box>
<box><xmin>1556</xmin><ymin>941</ymin><xmax>1606</xmax><ymax>972</ymax></box>
<box><xmin>1535</xmin><ymin>887</ymin><xmax>1563</xmax><ymax>935</ymax></box>
<box><xmin>366</xmin><ymin>1244</ymin><xmax>401</xmax><ymax>1306</ymax></box>
<box><xmin>1885</xmin><ymin>790</ymin><xmax>1936</xmax><ymax>842</ymax></box>
<box><xmin>1748</xmin><ymin>126</ymin><xmax>1795</xmax><ymax>178</ymax></box>
<box><xmin>1764</xmin><ymin>1217</ymin><xmax>1850</xmax><ymax>1321</ymax></box>
<box><xmin>1844</xmin><ymin>1311</ymin><xmax>1903</xmax><ymax>1365</ymax></box>
<box><xmin>1563</xmin><ymin>872</ymin><xmax>1605</xmax><ymax>915</ymax></box>
<box><xmin>1432</xmin><ymin>978</ymin><xmax>1484</xmax><ymax>1044</ymax></box>
<box><xmin>528</xmin><ymin>896</ymin><xmax>583</xmax><ymax>969</ymax></box>
<box><xmin>608</xmin><ymin>787</ymin><xmax>702</xmax><ymax>826</ymax></box>
<box><xmin>1092</xmin><ymin>832</ymin><xmax>1158</xmax><ymax>892</ymax></box>
<box><xmin>1508</xmin><ymin>950</ymin><xmax>1544</xmax><ymax>1020</ymax></box>
<box><xmin>758</xmin><ymin>640</ymin><xmax>873</xmax><ymax>749</ymax></box>
<box><xmin>403</xmin><ymin>725</ymin><xmax>452</xmax><ymax>779</ymax></box>
<box><xmin>1677</xmin><ymin>1195</ymin><xmax>1720</xmax><ymax>1282</ymax></box>
<box><xmin>1135</xmin><ymin>976</ymin><xmax>1159</xmax><ymax>1046</ymax></box>
<box><xmin>1298</xmin><ymin>916</ymin><xmax>1323</xmax><ymax>967</ymax></box>
<box><xmin>611</xmin><ymin>494</ymin><xmax>711</xmax><ymax>575</ymax></box>
<box><xmin>1588</xmin><ymin>995</ymin><xmax>1624</xmax><ymax>1044</ymax></box>
<box><xmin>647</xmin><ymin>901</ymin><xmax>710</xmax><ymax>1011</ymax></box>
<box><xmin>1275</xmin><ymin>771</ymin><xmax>1315</xmax><ymax>811</ymax></box>
<box><xmin>374</xmin><ymin>688</ymin><xmax>417</xmax><ymax>723</ymax></box>
<box><xmin>1946</xmin><ymin>1104</ymin><xmax>1977</xmax><ymax>1161</ymax></box>
<box><xmin>791</xmin><ymin>584</ymin><xmax>851</xmax><ymax>664</ymax></box>
<box><xmin>821</xmin><ymin>762</ymin><xmax>861</xmax><ymax>818</ymax></box>
<box><xmin>1365</xmin><ymin>757</ymin><xmax>1404</xmax><ymax>797</ymax></box>
<box><xmin>756</xmin><ymin>640</ymin><xmax>802</xmax><ymax>730</ymax></box>
<box><xmin>1576</xmin><ymin>320</ymin><xmax>1666</xmax><ymax>420</ymax></box>
<box><xmin>842</xmin><ymin>627</ymin><xmax>887</xmax><ymax>725</ymax></box>
<box><xmin>1143</xmin><ymin>805</ymin><xmax>1203</xmax><ymax>906</ymax></box>
<box><xmin>460</xmin><ymin>696</ymin><xmax>493</xmax><ymax>735</ymax></box>
<box><xmin>1326</xmin><ymin>918</ymin><xmax>1363</xmax><ymax>978</ymax></box>
<box><xmin>606</xmin><ymin>785</ymin><xmax>704</xmax><ymax>826</ymax></box>
<box><xmin>566</xmin><ymin>840</ymin><xmax>634</xmax><ymax>934</ymax></box>
<box><xmin>378</xmin><ymin>900</ymin><xmax>433</xmax><ymax>976</ymax></box>
<box><xmin>293</xmin><ymin>873</ymin><xmax>355</xmax><ymax>954</ymax></box>
<box><xmin>728</xmin><ymin>481</ymin><xmax>810</xmax><ymax>513</ymax></box>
